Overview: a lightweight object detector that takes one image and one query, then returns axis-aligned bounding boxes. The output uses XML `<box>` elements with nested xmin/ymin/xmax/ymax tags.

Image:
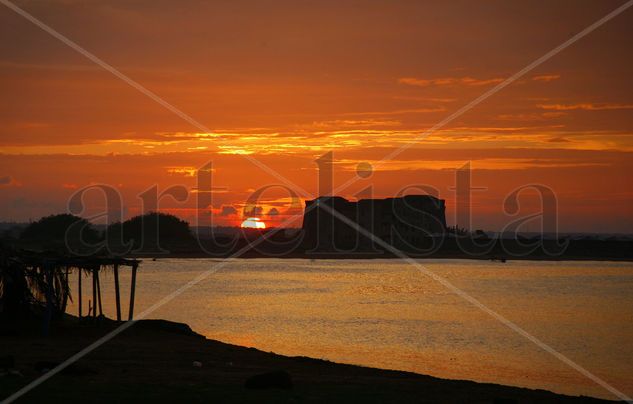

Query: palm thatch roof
<box><xmin>7</xmin><ymin>249</ymin><xmax>140</xmax><ymax>270</ymax></box>
<box><xmin>1</xmin><ymin>246</ymin><xmax>142</xmax><ymax>334</ymax></box>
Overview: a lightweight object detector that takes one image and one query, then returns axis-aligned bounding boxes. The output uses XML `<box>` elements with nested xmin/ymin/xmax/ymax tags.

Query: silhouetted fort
<box><xmin>302</xmin><ymin>195</ymin><xmax>446</xmax><ymax>250</ymax></box>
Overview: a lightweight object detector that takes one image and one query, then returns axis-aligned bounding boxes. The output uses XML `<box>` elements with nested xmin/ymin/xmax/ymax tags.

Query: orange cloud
<box><xmin>399</xmin><ymin>76</ymin><xmax>504</xmax><ymax>87</ymax></box>
<box><xmin>496</xmin><ymin>112</ymin><xmax>566</xmax><ymax>121</ymax></box>
<box><xmin>166</xmin><ymin>166</ymin><xmax>199</xmax><ymax>177</ymax></box>
<box><xmin>392</xmin><ymin>96</ymin><xmax>457</xmax><ymax>103</ymax></box>
<box><xmin>538</xmin><ymin>103</ymin><xmax>633</xmax><ymax>111</ymax></box>
<box><xmin>338</xmin><ymin>107</ymin><xmax>446</xmax><ymax>116</ymax></box>
<box><xmin>0</xmin><ymin>176</ymin><xmax>21</xmax><ymax>188</ymax></box>
<box><xmin>219</xmin><ymin>205</ymin><xmax>238</xmax><ymax>216</ymax></box>
<box><xmin>311</xmin><ymin>119</ymin><xmax>401</xmax><ymax>128</ymax></box>
<box><xmin>532</xmin><ymin>74</ymin><xmax>561</xmax><ymax>82</ymax></box>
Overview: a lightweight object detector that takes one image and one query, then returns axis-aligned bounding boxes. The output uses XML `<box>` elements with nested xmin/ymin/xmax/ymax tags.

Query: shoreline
<box><xmin>8</xmin><ymin>233</ymin><xmax>633</xmax><ymax>262</ymax></box>
<box><xmin>1</xmin><ymin>317</ymin><xmax>616</xmax><ymax>403</ymax></box>
<box><xmin>126</xmin><ymin>252</ymin><xmax>633</xmax><ymax>262</ymax></box>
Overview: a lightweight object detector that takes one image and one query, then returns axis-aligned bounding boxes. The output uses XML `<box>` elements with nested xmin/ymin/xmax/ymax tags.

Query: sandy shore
<box><xmin>0</xmin><ymin>318</ymin><xmax>614</xmax><ymax>403</ymax></box>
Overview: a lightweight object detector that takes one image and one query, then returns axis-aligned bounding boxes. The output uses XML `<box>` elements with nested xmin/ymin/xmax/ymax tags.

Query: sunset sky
<box><xmin>1</xmin><ymin>0</ymin><xmax>632</xmax><ymax>232</ymax></box>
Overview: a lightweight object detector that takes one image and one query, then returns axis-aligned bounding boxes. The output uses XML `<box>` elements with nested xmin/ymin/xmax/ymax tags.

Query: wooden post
<box><xmin>43</xmin><ymin>265</ymin><xmax>53</xmax><ymax>336</ymax></box>
<box><xmin>78</xmin><ymin>268</ymin><xmax>83</xmax><ymax>318</ymax></box>
<box><xmin>128</xmin><ymin>263</ymin><xmax>138</xmax><ymax>320</ymax></box>
<box><xmin>92</xmin><ymin>267</ymin><xmax>97</xmax><ymax>318</ymax></box>
<box><xmin>113</xmin><ymin>264</ymin><xmax>121</xmax><ymax>321</ymax></box>
<box><xmin>96</xmin><ymin>269</ymin><xmax>103</xmax><ymax>316</ymax></box>
<box><xmin>61</xmin><ymin>266</ymin><xmax>70</xmax><ymax>314</ymax></box>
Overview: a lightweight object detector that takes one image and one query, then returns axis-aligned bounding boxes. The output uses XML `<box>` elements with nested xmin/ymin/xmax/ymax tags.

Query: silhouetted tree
<box><xmin>19</xmin><ymin>214</ymin><xmax>100</xmax><ymax>253</ymax></box>
<box><xmin>106</xmin><ymin>212</ymin><xmax>193</xmax><ymax>252</ymax></box>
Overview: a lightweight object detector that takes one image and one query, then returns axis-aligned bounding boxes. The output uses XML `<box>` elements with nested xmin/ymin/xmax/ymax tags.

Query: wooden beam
<box><xmin>78</xmin><ymin>268</ymin><xmax>82</xmax><ymax>318</ymax></box>
<box><xmin>113</xmin><ymin>264</ymin><xmax>121</xmax><ymax>321</ymax></box>
<box><xmin>128</xmin><ymin>263</ymin><xmax>138</xmax><ymax>320</ymax></box>
<box><xmin>96</xmin><ymin>269</ymin><xmax>103</xmax><ymax>317</ymax></box>
<box><xmin>61</xmin><ymin>266</ymin><xmax>69</xmax><ymax>314</ymax></box>
<box><xmin>43</xmin><ymin>265</ymin><xmax>53</xmax><ymax>336</ymax></box>
<box><xmin>92</xmin><ymin>267</ymin><xmax>97</xmax><ymax>318</ymax></box>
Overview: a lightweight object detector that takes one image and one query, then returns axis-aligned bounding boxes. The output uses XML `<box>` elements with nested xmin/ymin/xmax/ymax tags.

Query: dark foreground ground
<box><xmin>0</xmin><ymin>318</ymin><xmax>614</xmax><ymax>403</ymax></box>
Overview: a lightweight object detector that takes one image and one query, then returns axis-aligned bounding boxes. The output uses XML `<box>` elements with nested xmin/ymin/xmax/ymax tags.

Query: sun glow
<box><xmin>240</xmin><ymin>217</ymin><xmax>266</xmax><ymax>229</ymax></box>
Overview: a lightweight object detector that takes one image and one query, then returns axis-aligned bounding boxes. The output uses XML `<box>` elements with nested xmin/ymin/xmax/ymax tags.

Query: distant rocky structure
<box><xmin>302</xmin><ymin>195</ymin><xmax>446</xmax><ymax>251</ymax></box>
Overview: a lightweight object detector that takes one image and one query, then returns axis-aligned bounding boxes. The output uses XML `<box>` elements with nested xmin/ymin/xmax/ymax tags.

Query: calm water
<box><xmin>67</xmin><ymin>259</ymin><xmax>633</xmax><ymax>400</ymax></box>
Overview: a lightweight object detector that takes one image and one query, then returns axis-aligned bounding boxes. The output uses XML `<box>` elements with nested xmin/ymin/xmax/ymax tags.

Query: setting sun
<box><xmin>240</xmin><ymin>217</ymin><xmax>266</xmax><ymax>229</ymax></box>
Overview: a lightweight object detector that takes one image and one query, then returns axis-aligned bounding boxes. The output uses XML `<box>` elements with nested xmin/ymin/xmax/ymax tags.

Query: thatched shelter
<box><xmin>1</xmin><ymin>247</ymin><xmax>141</xmax><ymax>334</ymax></box>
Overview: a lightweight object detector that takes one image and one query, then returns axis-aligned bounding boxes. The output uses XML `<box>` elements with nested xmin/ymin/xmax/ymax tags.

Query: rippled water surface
<box><xmin>68</xmin><ymin>259</ymin><xmax>633</xmax><ymax>400</ymax></box>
